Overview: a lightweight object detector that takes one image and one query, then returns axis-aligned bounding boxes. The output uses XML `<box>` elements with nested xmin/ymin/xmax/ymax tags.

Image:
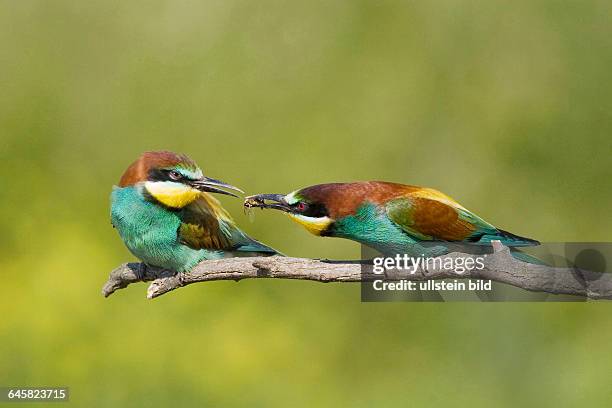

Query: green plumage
<box><xmin>331</xmin><ymin>203</ymin><xmax>449</xmax><ymax>257</ymax></box>
<box><xmin>246</xmin><ymin>181</ymin><xmax>541</xmax><ymax>262</ymax></box>
<box><xmin>111</xmin><ymin>186</ymin><xmax>276</xmax><ymax>272</ymax></box>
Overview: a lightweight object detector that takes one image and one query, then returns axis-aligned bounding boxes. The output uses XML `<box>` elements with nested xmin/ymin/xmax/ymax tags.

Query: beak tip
<box><xmin>194</xmin><ymin>177</ymin><xmax>244</xmax><ymax>197</ymax></box>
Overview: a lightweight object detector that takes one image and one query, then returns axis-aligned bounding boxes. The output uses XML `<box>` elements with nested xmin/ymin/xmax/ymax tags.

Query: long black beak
<box><xmin>190</xmin><ymin>177</ymin><xmax>244</xmax><ymax>198</ymax></box>
<box><xmin>244</xmin><ymin>193</ymin><xmax>291</xmax><ymax>212</ymax></box>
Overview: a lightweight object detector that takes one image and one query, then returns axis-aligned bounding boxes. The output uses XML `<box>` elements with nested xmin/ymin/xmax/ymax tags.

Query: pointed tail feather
<box><xmin>498</xmin><ymin>229</ymin><xmax>539</xmax><ymax>246</ymax></box>
<box><xmin>477</xmin><ymin>229</ymin><xmax>539</xmax><ymax>247</ymax></box>
<box><xmin>235</xmin><ymin>236</ymin><xmax>283</xmax><ymax>256</ymax></box>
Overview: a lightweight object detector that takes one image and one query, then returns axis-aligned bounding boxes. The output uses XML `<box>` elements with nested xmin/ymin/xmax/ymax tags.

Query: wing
<box><xmin>177</xmin><ymin>194</ymin><xmax>235</xmax><ymax>251</ymax></box>
<box><xmin>385</xmin><ymin>189</ymin><xmax>497</xmax><ymax>242</ymax></box>
<box><xmin>178</xmin><ymin>194</ymin><xmax>280</xmax><ymax>254</ymax></box>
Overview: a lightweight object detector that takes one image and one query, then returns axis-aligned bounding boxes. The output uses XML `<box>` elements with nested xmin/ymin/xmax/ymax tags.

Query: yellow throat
<box><xmin>286</xmin><ymin>213</ymin><xmax>332</xmax><ymax>236</ymax></box>
<box><xmin>144</xmin><ymin>181</ymin><xmax>200</xmax><ymax>209</ymax></box>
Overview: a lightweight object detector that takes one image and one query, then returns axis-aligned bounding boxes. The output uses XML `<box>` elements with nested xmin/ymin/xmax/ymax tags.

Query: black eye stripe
<box><xmin>294</xmin><ymin>202</ymin><xmax>328</xmax><ymax>217</ymax></box>
<box><xmin>148</xmin><ymin>169</ymin><xmax>186</xmax><ymax>182</ymax></box>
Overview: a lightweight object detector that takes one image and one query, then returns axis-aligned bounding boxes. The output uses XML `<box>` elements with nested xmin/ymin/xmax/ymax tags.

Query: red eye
<box><xmin>296</xmin><ymin>202</ymin><xmax>306</xmax><ymax>211</ymax></box>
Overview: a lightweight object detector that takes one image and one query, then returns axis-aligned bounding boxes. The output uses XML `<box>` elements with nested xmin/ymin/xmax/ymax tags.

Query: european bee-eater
<box><xmin>244</xmin><ymin>182</ymin><xmax>539</xmax><ymax>258</ymax></box>
<box><xmin>111</xmin><ymin>151</ymin><xmax>278</xmax><ymax>272</ymax></box>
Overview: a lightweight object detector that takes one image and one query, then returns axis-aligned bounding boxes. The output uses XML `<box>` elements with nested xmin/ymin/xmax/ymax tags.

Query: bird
<box><xmin>111</xmin><ymin>151</ymin><xmax>278</xmax><ymax>273</ymax></box>
<box><xmin>244</xmin><ymin>181</ymin><xmax>539</xmax><ymax>259</ymax></box>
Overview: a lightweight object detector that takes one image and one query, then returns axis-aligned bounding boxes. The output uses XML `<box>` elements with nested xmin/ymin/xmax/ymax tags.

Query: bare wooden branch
<box><xmin>101</xmin><ymin>242</ymin><xmax>612</xmax><ymax>300</ymax></box>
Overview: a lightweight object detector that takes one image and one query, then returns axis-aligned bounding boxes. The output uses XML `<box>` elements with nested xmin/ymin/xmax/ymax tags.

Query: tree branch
<box><xmin>101</xmin><ymin>242</ymin><xmax>612</xmax><ymax>300</ymax></box>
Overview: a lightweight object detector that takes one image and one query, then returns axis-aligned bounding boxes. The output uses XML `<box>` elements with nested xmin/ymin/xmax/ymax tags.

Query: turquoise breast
<box><xmin>110</xmin><ymin>186</ymin><xmax>222</xmax><ymax>272</ymax></box>
<box><xmin>332</xmin><ymin>203</ymin><xmax>448</xmax><ymax>257</ymax></box>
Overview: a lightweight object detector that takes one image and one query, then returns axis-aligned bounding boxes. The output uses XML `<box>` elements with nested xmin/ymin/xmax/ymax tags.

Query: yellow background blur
<box><xmin>1</xmin><ymin>1</ymin><xmax>611</xmax><ymax>406</ymax></box>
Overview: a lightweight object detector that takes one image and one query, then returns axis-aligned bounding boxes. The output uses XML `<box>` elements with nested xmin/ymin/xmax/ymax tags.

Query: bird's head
<box><xmin>244</xmin><ymin>183</ymin><xmax>357</xmax><ymax>236</ymax></box>
<box><xmin>118</xmin><ymin>151</ymin><xmax>243</xmax><ymax>209</ymax></box>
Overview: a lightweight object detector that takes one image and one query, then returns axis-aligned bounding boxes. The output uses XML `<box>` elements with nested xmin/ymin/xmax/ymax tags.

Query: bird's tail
<box><xmin>234</xmin><ymin>235</ymin><xmax>284</xmax><ymax>256</ymax></box>
<box><xmin>478</xmin><ymin>229</ymin><xmax>540</xmax><ymax>247</ymax></box>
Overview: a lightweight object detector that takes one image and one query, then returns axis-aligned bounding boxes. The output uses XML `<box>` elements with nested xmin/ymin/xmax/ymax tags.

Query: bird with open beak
<box><xmin>244</xmin><ymin>182</ymin><xmax>539</xmax><ymax>258</ymax></box>
<box><xmin>111</xmin><ymin>151</ymin><xmax>278</xmax><ymax>273</ymax></box>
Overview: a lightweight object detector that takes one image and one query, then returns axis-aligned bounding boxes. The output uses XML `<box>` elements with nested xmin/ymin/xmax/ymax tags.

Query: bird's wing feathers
<box><xmin>178</xmin><ymin>194</ymin><xmax>279</xmax><ymax>254</ymax></box>
<box><xmin>177</xmin><ymin>195</ymin><xmax>234</xmax><ymax>250</ymax></box>
<box><xmin>385</xmin><ymin>189</ymin><xmax>496</xmax><ymax>241</ymax></box>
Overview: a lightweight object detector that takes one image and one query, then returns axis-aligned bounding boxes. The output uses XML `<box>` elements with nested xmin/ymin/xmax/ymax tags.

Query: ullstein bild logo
<box><xmin>360</xmin><ymin>243</ymin><xmax>612</xmax><ymax>302</ymax></box>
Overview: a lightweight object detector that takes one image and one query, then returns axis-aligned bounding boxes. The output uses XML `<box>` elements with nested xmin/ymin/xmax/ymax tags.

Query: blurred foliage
<box><xmin>1</xmin><ymin>0</ymin><xmax>611</xmax><ymax>406</ymax></box>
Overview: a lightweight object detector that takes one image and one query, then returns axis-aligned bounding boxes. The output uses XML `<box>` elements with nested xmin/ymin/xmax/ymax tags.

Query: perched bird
<box><xmin>111</xmin><ymin>151</ymin><xmax>278</xmax><ymax>272</ymax></box>
<box><xmin>244</xmin><ymin>181</ymin><xmax>539</xmax><ymax>258</ymax></box>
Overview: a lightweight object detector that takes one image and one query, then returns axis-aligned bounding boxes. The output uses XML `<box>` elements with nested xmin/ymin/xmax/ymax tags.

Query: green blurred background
<box><xmin>1</xmin><ymin>0</ymin><xmax>612</xmax><ymax>406</ymax></box>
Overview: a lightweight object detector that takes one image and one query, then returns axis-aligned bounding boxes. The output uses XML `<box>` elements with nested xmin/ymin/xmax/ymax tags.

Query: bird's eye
<box><xmin>296</xmin><ymin>202</ymin><xmax>307</xmax><ymax>212</ymax></box>
<box><xmin>168</xmin><ymin>170</ymin><xmax>182</xmax><ymax>181</ymax></box>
